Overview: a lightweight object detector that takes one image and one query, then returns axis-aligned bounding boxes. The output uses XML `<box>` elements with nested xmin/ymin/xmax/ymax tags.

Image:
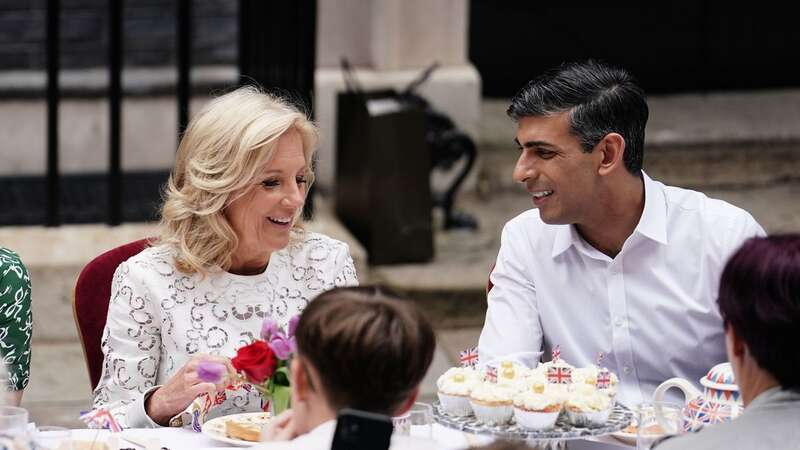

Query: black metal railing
<box><xmin>43</xmin><ymin>0</ymin><xmax>195</xmax><ymax>227</ymax></box>
<box><xmin>46</xmin><ymin>0</ymin><xmax>60</xmax><ymax>226</ymax></box>
<box><xmin>33</xmin><ymin>0</ymin><xmax>316</xmax><ymax>227</ymax></box>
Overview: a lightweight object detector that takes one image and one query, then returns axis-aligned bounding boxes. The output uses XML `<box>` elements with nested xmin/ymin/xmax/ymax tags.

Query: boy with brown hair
<box><xmin>256</xmin><ymin>286</ymin><xmax>442</xmax><ymax>449</ymax></box>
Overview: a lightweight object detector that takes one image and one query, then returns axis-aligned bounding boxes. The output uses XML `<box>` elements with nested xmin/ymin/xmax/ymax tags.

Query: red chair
<box><xmin>73</xmin><ymin>238</ymin><xmax>150</xmax><ymax>390</ymax></box>
<box><xmin>487</xmin><ymin>263</ymin><xmax>496</xmax><ymax>294</ymax></box>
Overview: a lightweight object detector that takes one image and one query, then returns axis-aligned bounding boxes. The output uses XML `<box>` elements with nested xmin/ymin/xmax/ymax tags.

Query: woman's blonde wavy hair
<box><xmin>156</xmin><ymin>86</ymin><xmax>318</xmax><ymax>274</ymax></box>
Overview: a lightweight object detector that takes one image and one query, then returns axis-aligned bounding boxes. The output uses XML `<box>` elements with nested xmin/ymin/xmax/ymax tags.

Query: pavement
<box><xmin>14</xmin><ymin>90</ymin><xmax>800</xmax><ymax>428</ymax></box>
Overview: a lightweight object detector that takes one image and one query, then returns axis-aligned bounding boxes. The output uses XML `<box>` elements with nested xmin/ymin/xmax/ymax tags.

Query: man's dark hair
<box><xmin>718</xmin><ymin>235</ymin><xmax>800</xmax><ymax>391</ymax></box>
<box><xmin>507</xmin><ymin>60</ymin><xmax>648</xmax><ymax>175</ymax></box>
<box><xmin>295</xmin><ymin>286</ymin><xmax>436</xmax><ymax>415</ymax></box>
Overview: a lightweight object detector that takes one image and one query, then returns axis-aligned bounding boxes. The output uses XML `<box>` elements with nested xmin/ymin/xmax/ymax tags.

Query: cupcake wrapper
<box><xmin>514</xmin><ymin>407</ymin><xmax>560</xmax><ymax>430</ymax></box>
<box><xmin>470</xmin><ymin>401</ymin><xmax>514</xmax><ymax>425</ymax></box>
<box><xmin>565</xmin><ymin>407</ymin><xmax>612</xmax><ymax>428</ymax></box>
<box><xmin>437</xmin><ymin>392</ymin><xmax>473</xmax><ymax>417</ymax></box>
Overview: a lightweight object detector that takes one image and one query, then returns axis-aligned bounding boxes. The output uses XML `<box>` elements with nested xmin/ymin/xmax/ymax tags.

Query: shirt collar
<box><xmin>552</xmin><ymin>223</ymin><xmax>579</xmax><ymax>258</ymax></box>
<box><xmin>634</xmin><ymin>171</ymin><xmax>669</xmax><ymax>245</ymax></box>
<box><xmin>746</xmin><ymin>386</ymin><xmax>800</xmax><ymax>411</ymax></box>
<box><xmin>551</xmin><ymin>171</ymin><xmax>668</xmax><ymax>259</ymax></box>
<box><xmin>308</xmin><ymin>419</ymin><xmax>337</xmax><ymax>438</ymax></box>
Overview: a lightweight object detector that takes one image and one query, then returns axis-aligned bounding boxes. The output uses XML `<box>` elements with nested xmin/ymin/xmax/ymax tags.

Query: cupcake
<box><xmin>513</xmin><ymin>386</ymin><xmax>564</xmax><ymax>430</ymax></box>
<box><xmin>437</xmin><ymin>367</ymin><xmax>481</xmax><ymax>416</ymax></box>
<box><xmin>564</xmin><ymin>385</ymin><xmax>612</xmax><ymax>427</ymax></box>
<box><xmin>572</xmin><ymin>365</ymin><xmax>619</xmax><ymax>398</ymax></box>
<box><xmin>469</xmin><ymin>383</ymin><xmax>516</xmax><ymax>425</ymax></box>
<box><xmin>520</xmin><ymin>370</ymin><xmax>547</xmax><ymax>390</ymax></box>
<box><xmin>494</xmin><ymin>360</ymin><xmax>531</xmax><ymax>391</ymax></box>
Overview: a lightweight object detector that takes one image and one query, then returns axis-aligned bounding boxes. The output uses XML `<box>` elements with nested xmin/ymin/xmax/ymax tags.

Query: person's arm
<box><xmin>0</xmin><ymin>249</ymin><xmax>32</xmax><ymax>401</ymax></box>
<box><xmin>478</xmin><ymin>223</ymin><xmax>543</xmax><ymax>368</ymax></box>
<box><xmin>4</xmin><ymin>390</ymin><xmax>23</xmax><ymax>406</ymax></box>
<box><xmin>91</xmin><ymin>260</ymin><xmax>163</xmax><ymax>428</ymax></box>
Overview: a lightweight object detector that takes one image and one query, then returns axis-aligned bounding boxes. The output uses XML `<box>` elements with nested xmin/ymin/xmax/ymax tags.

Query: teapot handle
<box><xmin>653</xmin><ymin>377</ymin><xmax>702</xmax><ymax>404</ymax></box>
<box><xmin>652</xmin><ymin>378</ymin><xmax>703</xmax><ymax>433</ymax></box>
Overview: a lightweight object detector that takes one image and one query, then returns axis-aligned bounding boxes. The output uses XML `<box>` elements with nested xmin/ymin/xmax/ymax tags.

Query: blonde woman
<box><xmin>92</xmin><ymin>87</ymin><xmax>358</xmax><ymax>428</ymax></box>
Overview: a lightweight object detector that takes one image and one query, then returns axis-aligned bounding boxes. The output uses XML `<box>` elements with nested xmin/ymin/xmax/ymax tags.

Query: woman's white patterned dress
<box><xmin>92</xmin><ymin>231</ymin><xmax>358</xmax><ymax>427</ymax></box>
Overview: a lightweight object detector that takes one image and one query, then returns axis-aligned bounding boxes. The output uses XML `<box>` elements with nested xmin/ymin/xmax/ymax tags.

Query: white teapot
<box><xmin>653</xmin><ymin>362</ymin><xmax>744</xmax><ymax>432</ymax></box>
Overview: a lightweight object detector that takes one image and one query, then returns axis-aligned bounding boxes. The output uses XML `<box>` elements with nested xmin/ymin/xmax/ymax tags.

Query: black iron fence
<box><xmin>41</xmin><ymin>0</ymin><xmax>192</xmax><ymax>227</ymax></box>
<box><xmin>3</xmin><ymin>0</ymin><xmax>315</xmax><ymax>227</ymax></box>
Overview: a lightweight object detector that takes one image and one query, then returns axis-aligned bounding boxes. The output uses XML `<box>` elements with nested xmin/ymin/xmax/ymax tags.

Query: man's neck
<box><xmin>575</xmin><ymin>174</ymin><xmax>645</xmax><ymax>258</ymax></box>
<box><xmin>740</xmin><ymin>370</ymin><xmax>781</xmax><ymax>407</ymax></box>
<box><xmin>297</xmin><ymin>402</ymin><xmax>337</xmax><ymax>437</ymax></box>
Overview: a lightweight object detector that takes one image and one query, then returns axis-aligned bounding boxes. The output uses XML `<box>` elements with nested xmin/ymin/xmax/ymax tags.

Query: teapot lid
<box><xmin>700</xmin><ymin>362</ymin><xmax>738</xmax><ymax>391</ymax></box>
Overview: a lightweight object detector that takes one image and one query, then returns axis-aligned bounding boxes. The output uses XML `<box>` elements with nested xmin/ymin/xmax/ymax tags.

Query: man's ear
<box><xmin>727</xmin><ymin>325</ymin><xmax>747</xmax><ymax>359</ymax></box>
<box><xmin>393</xmin><ymin>386</ymin><xmax>420</xmax><ymax>416</ymax></box>
<box><xmin>596</xmin><ymin>133</ymin><xmax>626</xmax><ymax>176</ymax></box>
<box><xmin>290</xmin><ymin>357</ymin><xmax>310</xmax><ymax>402</ymax></box>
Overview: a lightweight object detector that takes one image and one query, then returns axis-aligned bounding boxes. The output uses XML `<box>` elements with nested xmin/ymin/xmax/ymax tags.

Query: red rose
<box><xmin>232</xmin><ymin>340</ymin><xmax>277</xmax><ymax>384</ymax></box>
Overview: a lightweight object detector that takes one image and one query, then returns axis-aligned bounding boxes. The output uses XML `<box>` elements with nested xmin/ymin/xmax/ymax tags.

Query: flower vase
<box><xmin>259</xmin><ymin>383</ymin><xmax>291</xmax><ymax>417</ymax></box>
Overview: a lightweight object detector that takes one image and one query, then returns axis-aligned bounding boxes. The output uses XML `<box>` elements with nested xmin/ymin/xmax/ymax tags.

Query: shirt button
<box><xmin>622</xmin><ymin>366</ymin><xmax>632</xmax><ymax>375</ymax></box>
<box><xmin>614</xmin><ymin>318</ymin><xmax>624</xmax><ymax>328</ymax></box>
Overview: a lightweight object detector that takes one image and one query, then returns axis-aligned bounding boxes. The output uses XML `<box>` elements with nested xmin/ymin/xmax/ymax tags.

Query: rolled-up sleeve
<box><xmin>478</xmin><ymin>223</ymin><xmax>543</xmax><ymax>368</ymax></box>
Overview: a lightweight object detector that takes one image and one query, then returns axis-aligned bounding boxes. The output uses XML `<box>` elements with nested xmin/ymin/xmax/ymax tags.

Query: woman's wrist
<box><xmin>144</xmin><ymin>387</ymin><xmax>172</xmax><ymax>426</ymax></box>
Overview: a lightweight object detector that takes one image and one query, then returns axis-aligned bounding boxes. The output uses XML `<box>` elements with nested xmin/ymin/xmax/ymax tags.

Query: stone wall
<box><xmin>0</xmin><ymin>0</ymin><xmax>236</xmax><ymax>71</ymax></box>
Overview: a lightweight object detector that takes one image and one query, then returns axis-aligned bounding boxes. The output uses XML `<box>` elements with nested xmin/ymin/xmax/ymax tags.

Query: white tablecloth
<box><xmin>64</xmin><ymin>425</ymin><xmax>632</xmax><ymax>449</ymax></box>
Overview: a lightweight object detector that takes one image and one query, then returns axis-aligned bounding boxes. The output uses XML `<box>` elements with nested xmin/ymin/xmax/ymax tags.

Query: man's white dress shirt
<box><xmin>479</xmin><ymin>173</ymin><xmax>765</xmax><ymax>406</ymax></box>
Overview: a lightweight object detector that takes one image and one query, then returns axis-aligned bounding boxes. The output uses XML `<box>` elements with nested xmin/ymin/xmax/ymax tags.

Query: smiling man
<box><xmin>478</xmin><ymin>60</ymin><xmax>765</xmax><ymax>406</ymax></box>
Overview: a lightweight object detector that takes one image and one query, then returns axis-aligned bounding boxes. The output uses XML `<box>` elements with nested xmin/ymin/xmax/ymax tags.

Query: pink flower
<box><xmin>197</xmin><ymin>360</ymin><xmax>227</xmax><ymax>384</ymax></box>
<box><xmin>258</xmin><ymin>315</ymin><xmax>300</xmax><ymax>360</ymax></box>
<box><xmin>268</xmin><ymin>335</ymin><xmax>295</xmax><ymax>359</ymax></box>
<box><xmin>288</xmin><ymin>315</ymin><xmax>300</xmax><ymax>337</ymax></box>
<box><xmin>260</xmin><ymin>319</ymin><xmax>281</xmax><ymax>342</ymax></box>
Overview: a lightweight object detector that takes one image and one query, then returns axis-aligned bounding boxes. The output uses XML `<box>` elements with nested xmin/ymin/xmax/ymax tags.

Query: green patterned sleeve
<box><xmin>0</xmin><ymin>248</ymin><xmax>33</xmax><ymax>391</ymax></box>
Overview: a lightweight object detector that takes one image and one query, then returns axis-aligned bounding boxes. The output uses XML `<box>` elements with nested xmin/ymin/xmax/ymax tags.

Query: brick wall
<box><xmin>0</xmin><ymin>0</ymin><xmax>237</xmax><ymax>70</ymax></box>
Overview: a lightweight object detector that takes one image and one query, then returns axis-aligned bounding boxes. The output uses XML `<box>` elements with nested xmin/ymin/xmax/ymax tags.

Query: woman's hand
<box><xmin>260</xmin><ymin>409</ymin><xmax>298</xmax><ymax>441</ymax></box>
<box><xmin>145</xmin><ymin>354</ymin><xmax>236</xmax><ymax>426</ymax></box>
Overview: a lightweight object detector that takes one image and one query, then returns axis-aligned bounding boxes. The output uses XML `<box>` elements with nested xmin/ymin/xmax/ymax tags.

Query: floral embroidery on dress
<box><xmin>92</xmin><ymin>232</ymin><xmax>358</xmax><ymax>427</ymax></box>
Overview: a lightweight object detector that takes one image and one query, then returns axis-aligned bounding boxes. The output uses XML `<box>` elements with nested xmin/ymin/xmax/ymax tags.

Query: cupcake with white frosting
<box><xmin>436</xmin><ymin>367</ymin><xmax>481</xmax><ymax>416</ymax></box>
<box><xmin>513</xmin><ymin>385</ymin><xmax>564</xmax><ymax>430</ymax></box>
<box><xmin>494</xmin><ymin>360</ymin><xmax>531</xmax><ymax>391</ymax></box>
<box><xmin>564</xmin><ymin>384</ymin><xmax>613</xmax><ymax>427</ymax></box>
<box><xmin>572</xmin><ymin>365</ymin><xmax>619</xmax><ymax>398</ymax></box>
<box><xmin>469</xmin><ymin>382</ymin><xmax>516</xmax><ymax>425</ymax></box>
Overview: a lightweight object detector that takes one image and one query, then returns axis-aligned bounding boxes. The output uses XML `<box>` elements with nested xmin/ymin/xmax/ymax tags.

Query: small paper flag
<box><xmin>485</xmin><ymin>365</ymin><xmax>498</xmax><ymax>383</ymax></box>
<box><xmin>552</xmin><ymin>345</ymin><xmax>561</xmax><ymax>362</ymax></box>
<box><xmin>459</xmin><ymin>346</ymin><xmax>479</xmax><ymax>368</ymax></box>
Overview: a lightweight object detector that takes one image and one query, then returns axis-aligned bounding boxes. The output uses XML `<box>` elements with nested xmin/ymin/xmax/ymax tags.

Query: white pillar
<box><xmin>314</xmin><ymin>0</ymin><xmax>481</xmax><ymax>191</ymax></box>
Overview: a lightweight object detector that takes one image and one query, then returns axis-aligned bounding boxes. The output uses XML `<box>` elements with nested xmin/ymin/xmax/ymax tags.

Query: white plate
<box><xmin>610</xmin><ymin>429</ymin><xmax>636</xmax><ymax>445</ymax></box>
<box><xmin>201</xmin><ymin>412</ymin><xmax>272</xmax><ymax>447</ymax></box>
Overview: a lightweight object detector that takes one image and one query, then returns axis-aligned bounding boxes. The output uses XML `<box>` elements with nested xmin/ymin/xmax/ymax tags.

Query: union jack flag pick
<box><xmin>552</xmin><ymin>345</ymin><xmax>561</xmax><ymax>363</ymax></box>
<box><xmin>547</xmin><ymin>366</ymin><xmax>572</xmax><ymax>384</ymax></box>
<box><xmin>486</xmin><ymin>365</ymin><xmax>498</xmax><ymax>383</ymax></box>
<box><xmin>596</xmin><ymin>368</ymin><xmax>611</xmax><ymax>389</ymax></box>
<box><xmin>459</xmin><ymin>346</ymin><xmax>479</xmax><ymax>368</ymax></box>
<box><xmin>79</xmin><ymin>408</ymin><xmax>122</xmax><ymax>432</ymax></box>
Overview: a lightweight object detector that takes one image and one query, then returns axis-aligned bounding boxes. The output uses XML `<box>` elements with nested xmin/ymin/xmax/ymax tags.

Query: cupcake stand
<box><xmin>432</xmin><ymin>401</ymin><xmax>633</xmax><ymax>450</ymax></box>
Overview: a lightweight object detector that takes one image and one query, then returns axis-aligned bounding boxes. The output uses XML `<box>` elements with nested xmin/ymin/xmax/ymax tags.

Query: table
<box><xmin>61</xmin><ymin>426</ymin><xmax>632</xmax><ymax>449</ymax></box>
